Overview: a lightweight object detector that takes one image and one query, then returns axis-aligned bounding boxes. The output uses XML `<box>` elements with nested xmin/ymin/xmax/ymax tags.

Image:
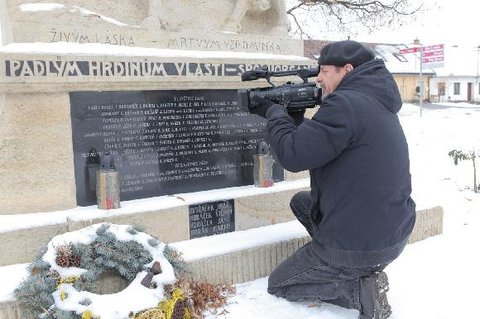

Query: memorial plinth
<box><xmin>0</xmin><ymin>44</ymin><xmax>314</xmax><ymax>214</ymax></box>
<box><xmin>0</xmin><ymin>0</ymin><xmax>315</xmax><ymax>260</ymax></box>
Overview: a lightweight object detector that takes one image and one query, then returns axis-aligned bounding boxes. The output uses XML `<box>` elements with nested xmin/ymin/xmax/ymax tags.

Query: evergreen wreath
<box><xmin>14</xmin><ymin>223</ymin><xmax>184</xmax><ymax>319</ymax></box>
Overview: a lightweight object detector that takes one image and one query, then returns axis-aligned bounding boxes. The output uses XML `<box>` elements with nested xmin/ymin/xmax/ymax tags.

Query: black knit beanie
<box><xmin>319</xmin><ymin>40</ymin><xmax>375</xmax><ymax>68</ymax></box>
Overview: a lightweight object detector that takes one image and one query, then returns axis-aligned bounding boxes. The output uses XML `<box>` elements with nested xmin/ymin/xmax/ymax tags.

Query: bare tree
<box><xmin>286</xmin><ymin>0</ymin><xmax>426</xmax><ymax>39</ymax></box>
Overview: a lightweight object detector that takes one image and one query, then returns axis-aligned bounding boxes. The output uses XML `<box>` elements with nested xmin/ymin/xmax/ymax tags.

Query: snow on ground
<box><xmin>1</xmin><ymin>102</ymin><xmax>480</xmax><ymax>318</ymax></box>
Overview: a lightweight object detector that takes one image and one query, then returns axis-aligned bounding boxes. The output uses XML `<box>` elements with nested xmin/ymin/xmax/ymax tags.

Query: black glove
<box><xmin>288</xmin><ymin>108</ymin><xmax>306</xmax><ymax>126</ymax></box>
<box><xmin>249</xmin><ymin>96</ymin><xmax>276</xmax><ymax>119</ymax></box>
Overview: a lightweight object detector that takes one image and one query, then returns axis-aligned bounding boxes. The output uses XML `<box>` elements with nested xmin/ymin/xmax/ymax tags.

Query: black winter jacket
<box><xmin>265</xmin><ymin>59</ymin><xmax>416</xmax><ymax>268</ymax></box>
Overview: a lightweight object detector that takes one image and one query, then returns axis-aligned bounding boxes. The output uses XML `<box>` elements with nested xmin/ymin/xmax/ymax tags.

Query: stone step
<box><xmin>0</xmin><ymin>178</ymin><xmax>309</xmax><ymax>267</ymax></box>
<box><xmin>0</xmin><ymin>206</ymin><xmax>443</xmax><ymax>318</ymax></box>
<box><xmin>173</xmin><ymin>206</ymin><xmax>444</xmax><ymax>284</ymax></box>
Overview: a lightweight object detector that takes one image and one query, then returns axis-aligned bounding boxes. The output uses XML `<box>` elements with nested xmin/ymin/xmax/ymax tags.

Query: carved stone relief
<box><xmin>142</xmin><ymin>0</ymin><xmax>290</xmax><ymax>35</ymax></box>
<box><xmin>5</xmin><ymin>0</ymin><xmax>290</xmax><ymax>37</ymax></box>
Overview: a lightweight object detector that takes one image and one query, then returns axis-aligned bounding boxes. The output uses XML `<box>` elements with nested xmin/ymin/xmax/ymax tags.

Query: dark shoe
<box><xmin>359</xmin><ymin>271</ymin><xmax>392</xmax><ymax>319</ymax></box>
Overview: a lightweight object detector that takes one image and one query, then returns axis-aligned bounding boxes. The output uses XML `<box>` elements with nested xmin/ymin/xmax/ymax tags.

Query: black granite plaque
<box><xmin>189</xmin><ymin>199</ymin><xmax>235</xmax><ymax>239</ymax></box>
<box><xmin>70</xmin><ymin>90</ymin><xmax>284</xmax><ymax>206</ymax></box>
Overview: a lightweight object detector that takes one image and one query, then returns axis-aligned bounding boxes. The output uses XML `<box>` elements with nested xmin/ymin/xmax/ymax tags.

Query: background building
<box><xmin>428</xmin><ymin>45</ymin><xmax>480</xmax><ymax>103</ymax></box>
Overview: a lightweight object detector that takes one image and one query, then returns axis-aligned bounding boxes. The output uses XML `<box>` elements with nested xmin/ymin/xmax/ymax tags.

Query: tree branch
<box><xmin>287</xmin><ymin>0</ymin><xmax>424</xmax><ymax>38</ymax></box>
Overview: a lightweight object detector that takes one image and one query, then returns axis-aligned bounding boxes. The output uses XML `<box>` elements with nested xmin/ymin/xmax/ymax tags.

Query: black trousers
<box><xmin>267</xmin><ymin>191</ymin><xmax>386</xmax><ymax>313</ymax></box>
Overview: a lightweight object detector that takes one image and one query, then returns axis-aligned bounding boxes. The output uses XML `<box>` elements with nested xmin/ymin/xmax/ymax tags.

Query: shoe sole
<box><xmin>375</xmin><ymin>271</ymin><xmax>390</xmax><ymax>294</ymax></box>
<box><xmin>373</xmin><ymin>272</ymin><xmax>392</xmax><ymax>319</ymax></box>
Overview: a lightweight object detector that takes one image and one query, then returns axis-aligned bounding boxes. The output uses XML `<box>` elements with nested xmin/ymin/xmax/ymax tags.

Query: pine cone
<box><xmin>69</xmin><ymin>255</ymin><xmax>81</xmax><ymax>268</ymax></box>
<box><xmin>56</xmin><ymin>255</ymin><xmax>70</xmax><ymax>268</ymax></box>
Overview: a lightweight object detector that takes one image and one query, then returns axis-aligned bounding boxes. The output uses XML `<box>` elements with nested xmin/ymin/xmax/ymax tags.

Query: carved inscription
<box><xmin>70</xmin><ymin>90</ymin><xmax>280</xmax><ymax>206</ymax></box>
<box><xmin>49</xmin><ymin>28</ymin><xmax>136</xmax><ymax>46</ymax></box>
<box><xmin>46</xmin><ymin>28</ymin><xmax>285</xmax><ymax>52</ymax></box>
<box><xmin>189</xmin><ymin>200</ymin><xmax>235</xmax><ymax>239</ymax></box>
<box><xmin>167</xmin><ymin>37</ymin><xmax>284</xmax><ymax>53</ymax></box>
<box><xmin>4</xmin><ymin>60</ymin><xmax>312</xmax><ymax>78</ymax></box>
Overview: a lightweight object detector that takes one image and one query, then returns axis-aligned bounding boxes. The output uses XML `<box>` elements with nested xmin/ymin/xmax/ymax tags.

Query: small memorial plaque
<box><xmin>189</xmin><ymin>200</ymin><xmax>235</xmax><ymax>239</ymax></box>
<box><xmin>70</xmin><ymin>89</ymin><xmax>284</xmax><ymax>206</ymax></box>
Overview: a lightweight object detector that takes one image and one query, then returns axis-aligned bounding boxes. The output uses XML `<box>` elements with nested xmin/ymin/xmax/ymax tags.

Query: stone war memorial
<box><xmin>0</xmin><ymin>0</ymin><xmax>444</xmax><ymax>318</ymax></box>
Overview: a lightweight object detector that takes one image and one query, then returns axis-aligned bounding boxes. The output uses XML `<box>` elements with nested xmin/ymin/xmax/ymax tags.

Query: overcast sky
<box><xmin>288</xmin><ymin>0</ymin><xmax>479</xmax><ymax>50</ymax></box>
<box><xmin>362</xmin><ymin>0</ymin><xmax>479</xmax><ymax>48</ymax></box>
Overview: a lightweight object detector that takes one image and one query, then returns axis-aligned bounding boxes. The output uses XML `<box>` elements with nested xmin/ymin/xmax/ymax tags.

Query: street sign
<box><xmin>399</xmin><ymin>44</ymin><xmax>444</xmax><ymax>66</ymax></box>
<box><xmin>421</xmin><ymin>44</ymin><xmax>444</xmax><ymax>65</ymax></box>
<box><xmin>399</xmin><ymin>47</ymin><xmax>420</xmax><ymax>54</ymax></box>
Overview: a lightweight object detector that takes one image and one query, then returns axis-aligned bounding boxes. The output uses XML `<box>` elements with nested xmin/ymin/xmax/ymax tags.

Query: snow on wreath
<box><xmin>14</xmin><ymin>223</ymin><xmax>235</xmax><ymax>319</ymax></box>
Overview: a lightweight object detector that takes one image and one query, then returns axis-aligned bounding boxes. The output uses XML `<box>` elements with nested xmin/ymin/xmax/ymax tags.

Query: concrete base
<box><xmin>0</xmin><ymin>206</ymin><xmax>443</xmax><ymax>319</ymax></box>
<box><xmin>185</xmin><ymin>236</ymin><xmax>311</xmax><ymax>285</ymax></box>
<box><xmin>407</xmin><ymin>206</ymin><xmax>443</xmax><ymax>243</ymax></box>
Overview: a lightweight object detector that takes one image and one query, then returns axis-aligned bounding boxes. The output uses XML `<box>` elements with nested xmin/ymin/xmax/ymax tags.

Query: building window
<box><xmin>438</xmin><ymin>82</ymin><xmax>446</xmax><ymax>96</ymax></box>
<box><xmin>454</xmin><ymin>82</ymin><xmax>461</xmax><ymax>95</ymax></box>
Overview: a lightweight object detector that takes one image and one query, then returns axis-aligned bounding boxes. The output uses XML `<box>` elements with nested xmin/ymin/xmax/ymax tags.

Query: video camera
<box><xmin>238</xmin><ymin>66</ymin><xmax>321</xmax><ymax>111</ymax></box>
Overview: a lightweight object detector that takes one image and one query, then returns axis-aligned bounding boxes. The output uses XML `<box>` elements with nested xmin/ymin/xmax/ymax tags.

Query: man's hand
<box><xmin>249</xmin><ymin>96</ymin><xmax>276</xmax><ymax>119</ymax></box>
<box><xmin>288</xmin><ymin>108</ymin><xmax>306</xmax><ymax>126</ymax></box>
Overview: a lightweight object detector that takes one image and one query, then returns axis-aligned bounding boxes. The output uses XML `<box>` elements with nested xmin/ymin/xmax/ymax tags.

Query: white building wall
<box><xmin>429</xmin><ymin>76</ymin><xmax>480</xmax><ymax>103</ymax></box>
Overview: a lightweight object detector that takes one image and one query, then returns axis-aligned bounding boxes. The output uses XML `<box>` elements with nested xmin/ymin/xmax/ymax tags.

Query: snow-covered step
<box><xmin>171</xmin><ymin>220</ymin><xmax>311</xmax><ymax>285</ymax></box>
<box><xmin>0</xmin><ymin>206</ymin><xmax>443</xmax><ymax>318</ymax></box>
<box><xmin>0</xmin><ymin>179</ymin><xmax>310</xmax><ymax>267</ymax></box>
<box><xmin>172</xmin><ymin>206</ymin><xmax>444</xmax><ymax>284</ymax></box>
